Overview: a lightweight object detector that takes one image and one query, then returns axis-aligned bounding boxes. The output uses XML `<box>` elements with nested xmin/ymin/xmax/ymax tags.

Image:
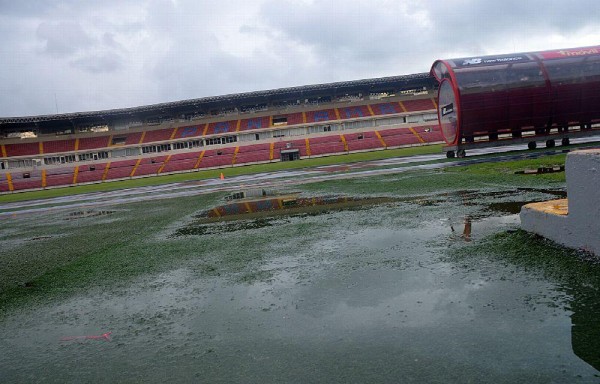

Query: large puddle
<box><xmin>1</xmin><ymin>187</ymin><xmax>599</xmax><ymax>383</ymax></box>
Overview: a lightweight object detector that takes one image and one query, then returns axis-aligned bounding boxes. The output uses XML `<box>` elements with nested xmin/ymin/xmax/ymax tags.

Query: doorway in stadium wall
<box><xmin>280</xmin><ymin>149</ymin><xmax>299</xmax><ymax>161</ymax></box>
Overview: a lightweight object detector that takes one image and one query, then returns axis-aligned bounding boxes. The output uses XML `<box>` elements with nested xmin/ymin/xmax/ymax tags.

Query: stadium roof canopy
<box><xmin>0</xmin><ymin>73</ymin><xmax>434</xmax><ymax>127</ymax></box>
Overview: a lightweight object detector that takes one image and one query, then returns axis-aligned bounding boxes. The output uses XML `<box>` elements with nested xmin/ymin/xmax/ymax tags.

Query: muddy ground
<box><xmin>1</xmin><ymin>165</ymin><xmax>599</xmax><ymax>383</ymax></box>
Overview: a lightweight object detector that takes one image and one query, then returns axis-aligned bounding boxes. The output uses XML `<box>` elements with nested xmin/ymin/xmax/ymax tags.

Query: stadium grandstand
<box><xmin>0</xmin><ymin>73</ymin><xmax>442</xmax><ymax>192</ymax></box>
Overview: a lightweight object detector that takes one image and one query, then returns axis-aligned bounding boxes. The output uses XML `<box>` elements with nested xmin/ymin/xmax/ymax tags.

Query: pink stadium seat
<box><xmin>309</xmin><ymin>142</ymin><xmax>346</xmax><ymax>155</ymax></box>
<box><xmin>43</xmin><ymin>139</ymin><xmax>76</xmax><ymax>154</ymax></box>
<box><xmin>345</xmin><ymin>132</ymin><xmax>384</xmax><ymax>151</ymax></box>
<box><xmin>198</xmin><ymin>148</ymin><xmax>236</xmax><ymax>168</ymax></box>
<box><xmin>11</xmin><ymin>170</ymin><xmax>43</xmax><ymax>191</ymax></box>
<box><xmin>371</xmin><ymin>103</ymin><xmax>402</xmax><ymax>115</ymax></box>
<box><xmin>134</xmin><ymin>156</ymin><xmax>168</xmax><ymax>176</ymax></box>
<box><xmin>77</xmin><ymin>163</ymin><xmax>107</xmax><ymax>183</ymax></box>
<box><xmin>339</xmin><ymin>105</ymin><xmax>371</xmax><ymax>119</ymax></box>
<box><xmin>46</xmin><ymin>167</ymin><xmax>75</xmax><ymax>187</ymax></box>
<box><xmin>162</xmin><ymin>158</ymin><xmax>198</xmax><ymax>173</ymax></box>
<box><xmin>402</xmin><ymin>98</ymin><xmax>436</xmax><ymax>112</ymax></box>
<box><xmin>305</xmin><ymin>109</ymin><xmax>336</xmax><ymax>123</ymax></box>
<box><xmin>206</xmin><ymin>120</ymin><xmax>236</xmax><ymax>135</ymax></box>
<box><xmin>412</xmin><ymin>125</ymin><xmax>443</xmax><ymax>143</ymax></box>
<box><xmin>284</xmin><ymin>112</ymin><xmax>304</xmax><ymax>126</ymax></box>
<box><xmin>125</xmin><ymin>132</ymin><xmax>143</xmax><ymax>145</ymax></box>
<box><xmin>235</xmin><ymin>150</ymin><xmax>271</xmax><ymax>164</ymax></box>
<box><xmin>233</xmin><ymin>143</ymin><xmax>272</xmax><ymax>164</ymax></box>
<box><xmin>105</xmin><ymin>159</ymin><xmax>137</xmax><ymax>180</ymax></box>
<box><xmin>79</xmin><ymin>136</ymin><xmax>111</xmax><ymax>150</ymax></box>
<box><xmin>4</xmin><ymin>142</ymin><xmax>39</xmax><ymax>157</ymax></box>
<box><xmin>240</xmin><ymin>117</ymin><xmax>270</xmax><ymax>131</ymax></box>
<box><xmin>173</xmin><ymin>126</ymin><xmax>203</xmax><ymax>139</ymax></box>
<box><xmin>380</xmin><ymin>128</ymin><xmax>421</xmax><ymax>147</ymax></box>
<box><xmin>0</xmin><ymin>173</ymin><xmax>10</xmax><ymax>192</ymax></box>
<box><xmin>142</xmin><ymin>128</ymin><xmax>174</xmax><ymax>144</ymax></box>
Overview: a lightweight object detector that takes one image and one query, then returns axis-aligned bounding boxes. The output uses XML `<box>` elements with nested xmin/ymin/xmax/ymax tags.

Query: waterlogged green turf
<box><xmin>3</xmin><ymin>152</ymin><xmax>600</xmax><ymax>382</ymax></box>
<box><xmin>0</xmin><ymin>155</ymin><xmax>568</xmax><ymax>310</ymax></box>
<box><xmin>0</xmin><ymin>145</ymin><xmax>442</xmax><ymax>204</ymax></box>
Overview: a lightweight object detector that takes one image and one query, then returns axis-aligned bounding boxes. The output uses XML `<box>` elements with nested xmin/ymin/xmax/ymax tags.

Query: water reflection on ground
<box><xmin>0</xmin><ymin>189</ymin><xmax>599</xmax><ymax>383</ymax></box>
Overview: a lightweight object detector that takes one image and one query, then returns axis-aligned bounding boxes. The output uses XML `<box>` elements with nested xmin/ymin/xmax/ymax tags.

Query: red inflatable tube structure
<box><xmin>430</xmin><ymin>46</ymin><xmax>600</xmax><ymax>156</ymax></box>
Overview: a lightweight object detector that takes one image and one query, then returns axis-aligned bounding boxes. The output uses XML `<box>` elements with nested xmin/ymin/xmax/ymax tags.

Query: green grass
<box><xmin>0</xmin><ymin>152</ymin><xmax>573</xmax><ymax>313</ymax></box>
<box><xmin>0</xmin><ymin>145</ymin><xmax>443</xmax><ymax>204</ymax></box>
<box><xmin>445</xmin><ymin>153</ymin><xmax>567</xmax><ymax>182</ymax></box>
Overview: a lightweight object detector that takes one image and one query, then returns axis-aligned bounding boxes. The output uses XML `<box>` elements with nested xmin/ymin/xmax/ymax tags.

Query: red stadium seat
<box><xmin>4</xmin><ymin>142</ymin><xmax>39</xmax><ymax>157</ymax></box>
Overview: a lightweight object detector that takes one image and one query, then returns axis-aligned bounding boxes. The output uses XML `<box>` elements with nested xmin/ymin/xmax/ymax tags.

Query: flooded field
<box><xmin>1</xmin><ymin>167</ymin><xmax>599</xmax><ymax>383</ymax></box>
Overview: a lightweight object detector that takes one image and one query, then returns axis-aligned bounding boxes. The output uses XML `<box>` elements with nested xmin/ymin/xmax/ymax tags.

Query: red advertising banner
<box><xmin>538</xmin><ymin>46</ymin><xmax>600</xmax><ymax>59</ymax></box>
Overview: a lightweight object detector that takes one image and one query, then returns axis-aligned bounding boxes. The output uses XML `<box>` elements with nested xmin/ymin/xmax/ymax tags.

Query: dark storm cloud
<box><xmin>0</xmin><ymin>0</ymin><xmax>599</xmax><ymax>116</ymax></box>
<box><xmin>259</xmin><ymin>0</ymin><xmax>600</xmax><ymax>73</ymax></box>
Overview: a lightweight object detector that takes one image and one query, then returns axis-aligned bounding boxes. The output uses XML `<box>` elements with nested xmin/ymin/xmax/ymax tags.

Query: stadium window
<box><xmin>22</xmin><ymin>172</ymin><xmax>30</xmax><ymax>179</ymax></box>
<box><xmin>255</xmin><ymin>134</ymin><xmax>260</xmax><ymax>141</ymax></box>
<box><xmin>358</xmin><ymin>134</ymin><xmax>364</xmax><ymax>140</ymax></box>
<box><xmin>112</xmin><ymin>136</ymin><xmax>126</xmax><ymax>145</ymax></box>
<box><xmin>273</xmin><ymin>116</ymin><xmax>287</xmax><ymax>126</ymax></box>
<box><xmin>90</xmin><ymin>165</ymin><xmax>96</xmax><ymax>171</ymax></box>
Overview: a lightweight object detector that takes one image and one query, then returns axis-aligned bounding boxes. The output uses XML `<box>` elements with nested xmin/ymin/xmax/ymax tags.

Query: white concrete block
<box><xmin>520</xmin><ymin>149</ymin><xmax>600</xmax><ymax>255</ymax></box>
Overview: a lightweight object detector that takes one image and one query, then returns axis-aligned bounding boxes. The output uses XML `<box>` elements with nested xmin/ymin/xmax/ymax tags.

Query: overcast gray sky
<box><xmin>1</xmin><ymin>0</ymin><xmax>598</xmax><ymax>117</ymax></box>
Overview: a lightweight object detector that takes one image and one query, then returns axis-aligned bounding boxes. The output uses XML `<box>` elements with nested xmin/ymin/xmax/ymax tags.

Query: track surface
<box><xmin>1</xmin><ymin>139</ymin><xmax>598</xmax><ymax>217</ymax></box>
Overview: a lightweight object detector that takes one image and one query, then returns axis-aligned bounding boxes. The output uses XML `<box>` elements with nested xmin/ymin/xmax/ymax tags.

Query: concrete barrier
<box><xmin>520</xmin><ymin>149</ymin><xmax>600</xmax><ymax>255</ymax></box>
